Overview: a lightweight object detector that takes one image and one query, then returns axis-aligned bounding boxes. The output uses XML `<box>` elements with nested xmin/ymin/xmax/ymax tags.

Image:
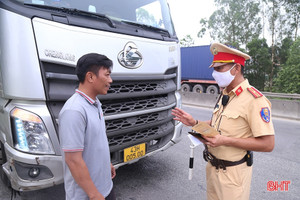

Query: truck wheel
<box><xmin>206</xmin><ymin>85</ymin><xmax>219</xmax><ymax>94</ymax></box>
<box><xmin>0</xmin><ymin>142</ymin><xmax>11</xmax><ymax>188</ymax></box>
<box><xmin>192</xmin><ymin>84</ymin><xmax>204</xmax><ymax>93</ymax></box>
<box><xmin>181</xmin><ymin>84</ymin><xmax>191</xmax><ymax>92</ymax></box>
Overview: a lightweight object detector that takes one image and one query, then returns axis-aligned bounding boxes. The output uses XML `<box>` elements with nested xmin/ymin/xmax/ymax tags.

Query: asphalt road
<box><xmin>1</xmin><ymin>105</ymin><xmax>299</xmax><ymax>200</ymax></box>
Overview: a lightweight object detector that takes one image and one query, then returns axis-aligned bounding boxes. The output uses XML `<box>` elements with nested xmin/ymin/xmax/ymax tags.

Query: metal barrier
<box><xmin>180</xmin><ymin>91</ymin><xmax>300</xmax><ymax>121</ymax></box>
<box><xmin>263</xmin><ymin>92</ymin><xmax>300</xmax><ymax>100</ymax></box>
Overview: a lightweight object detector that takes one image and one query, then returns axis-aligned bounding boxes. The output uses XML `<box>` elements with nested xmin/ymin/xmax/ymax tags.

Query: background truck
<box><xmin>181</xmin><ymin>45</ymin><xmax>220</xmax><ymax>94</ymax></box>
<box><xmin>0</xmin><ymin>0</ymin><xmax>183</xmax><ymax>191</ymax></box>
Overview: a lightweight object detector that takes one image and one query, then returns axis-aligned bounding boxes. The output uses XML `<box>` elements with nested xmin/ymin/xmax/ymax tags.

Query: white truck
<box><xmin>0</xmin><ymin>0</ymin><xmax>183</xmax><ymax>191</ymax></box>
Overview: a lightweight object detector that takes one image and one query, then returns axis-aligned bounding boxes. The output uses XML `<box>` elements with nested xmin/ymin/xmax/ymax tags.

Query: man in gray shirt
<box><xmin>59</xmin><ymin>53</ymin><xmax>116</xmax><ymax>200</ymax></box>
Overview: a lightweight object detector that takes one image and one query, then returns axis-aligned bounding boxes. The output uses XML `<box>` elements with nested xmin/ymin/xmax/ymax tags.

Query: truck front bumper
<box><xmin>2</xmin><ymin>142</ymin><xmax>63</xmax><ymax>191</ymax></box>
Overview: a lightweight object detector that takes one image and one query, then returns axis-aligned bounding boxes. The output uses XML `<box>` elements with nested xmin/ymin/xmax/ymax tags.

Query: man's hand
<box><xmin>90</xmin><ymin>194</ymin><xmax>105</xmax><ymax>200</ymax></box>
<box><xmin>111</xmin><ymin>163</ymin><xmax>116</xmax><ymax>179</ymax></box>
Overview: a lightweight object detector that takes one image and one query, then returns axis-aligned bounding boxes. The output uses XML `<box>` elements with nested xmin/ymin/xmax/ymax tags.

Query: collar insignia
<box><xmin>235</xmin><ymin>86</ymin><xmax>243</xmax><ymax>96</ymax></box>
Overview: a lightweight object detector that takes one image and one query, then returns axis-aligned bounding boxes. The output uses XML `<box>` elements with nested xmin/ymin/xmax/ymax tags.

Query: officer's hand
<box><xmin>202</xmin><ymin>134</ymin><xmax>226</xmax><ymax>147</ymax></box>
<box><xmin>172</xmin><ymin>107</ymin><xmax>196</xmax><ymax>126</ymax></box>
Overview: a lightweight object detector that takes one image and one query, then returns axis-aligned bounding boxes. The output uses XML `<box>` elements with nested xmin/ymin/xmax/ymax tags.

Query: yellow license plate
<box><xmin>124</xmin><ymin>143</ymin><xmax>146</xmax><ymax>162</ymax></box>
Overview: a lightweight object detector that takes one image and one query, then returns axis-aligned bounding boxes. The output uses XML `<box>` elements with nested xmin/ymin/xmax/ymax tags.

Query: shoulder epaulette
<box><xmin>247</xmin><ymin>87</ymin><xmax>263</xmax><ymax>98</ymax></box>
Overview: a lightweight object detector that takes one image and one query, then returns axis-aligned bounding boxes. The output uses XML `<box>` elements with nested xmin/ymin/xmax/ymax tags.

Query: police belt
<box><xmin>203</xmin><ymin>149</ymin><xmax>247</xmax><ymax>170</ymax></box>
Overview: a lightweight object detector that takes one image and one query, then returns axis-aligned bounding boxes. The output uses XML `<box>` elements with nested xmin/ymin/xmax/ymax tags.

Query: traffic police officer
<box><xmin>172</xmin><ymin>42</ymin><xmax>275</xmax><ymax>200</ymax></box>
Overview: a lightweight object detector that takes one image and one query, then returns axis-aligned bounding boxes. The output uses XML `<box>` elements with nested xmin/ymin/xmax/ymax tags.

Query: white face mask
<box><xmin>212</xmin><ymin>64</ymin><xmax>236</xmax><ymax>87</ymax></box>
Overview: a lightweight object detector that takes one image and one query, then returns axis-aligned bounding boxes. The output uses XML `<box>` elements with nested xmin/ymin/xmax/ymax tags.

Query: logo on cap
<box><xmin>212</xmin><ymin>47</ymin><xmax>218</xmax><ymax>55</ymax></box>
<box><xmin>118</xmin><ymin>42</ymin><xmax>143</xmax><ymax>69</ymax></box>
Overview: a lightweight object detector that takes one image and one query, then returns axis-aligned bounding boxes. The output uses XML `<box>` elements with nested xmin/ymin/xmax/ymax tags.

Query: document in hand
<box><xmin>191</xmin><ymin>121</ymin><xmax>219</xmax><ymax>137</ymax></box>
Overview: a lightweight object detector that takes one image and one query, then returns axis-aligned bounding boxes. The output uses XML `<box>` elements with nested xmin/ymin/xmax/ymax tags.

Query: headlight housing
<box><xmin>10</xmin><ymin>108</ymin><xmax>55</xmax><ymax>154</ymax></box>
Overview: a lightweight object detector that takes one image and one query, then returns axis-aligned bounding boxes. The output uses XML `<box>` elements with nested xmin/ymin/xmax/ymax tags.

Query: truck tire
<box><xmin>181</xmin><ymin>83</ymin><xmax>191</xmax><ymax>92</ymax></box>
<box><xmin>0</xmin><ymin>142</ymin><xmax>11</xmax><ymax>188</ymax></box>
<box><xmin>206</xmin><ymin>85</ymin><xmax>219</xmax><ymax>94</ymax></box>
<box><xmin>192</xmin><ymin>84</ymin><xmax>204</xmax><ymax>93</ymax></box>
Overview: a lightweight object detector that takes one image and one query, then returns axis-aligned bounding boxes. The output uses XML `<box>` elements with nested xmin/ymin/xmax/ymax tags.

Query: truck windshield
<box><xmin>13</xmin><ymin>0</ymin><xmax>176</xmax><ymax>36</ymax></box>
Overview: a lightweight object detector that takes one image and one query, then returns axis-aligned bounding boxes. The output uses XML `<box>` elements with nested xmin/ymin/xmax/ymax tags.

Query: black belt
<box><xmin>203</xmin><ymin>149</ymin><xmax>247</xmax><ymax>170</ymax></box>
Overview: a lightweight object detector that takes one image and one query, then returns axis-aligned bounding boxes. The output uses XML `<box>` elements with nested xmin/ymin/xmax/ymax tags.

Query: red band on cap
<box><xmin>213</xmin><ymin>52</ymin><xmax>245</xmax><ymax>66</ymax></box>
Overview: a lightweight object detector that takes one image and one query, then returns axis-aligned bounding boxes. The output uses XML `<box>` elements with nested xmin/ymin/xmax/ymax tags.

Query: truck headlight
<box><xmin>10</xmin><ymin>108</ymin><xmax>55</xmax><ymax>154</ymax></box>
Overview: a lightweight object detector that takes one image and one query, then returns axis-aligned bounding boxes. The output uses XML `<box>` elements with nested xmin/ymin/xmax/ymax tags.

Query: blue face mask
<box><xmin>212</xmin><ymin>64</ymin><xmax>236</xmax><ymax>88</ymax></box>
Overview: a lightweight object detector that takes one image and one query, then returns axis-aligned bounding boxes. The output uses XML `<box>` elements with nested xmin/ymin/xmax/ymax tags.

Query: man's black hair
<box><xmin>76</xmin><ymin>53</ymin><xmax>113</xmax><ymax>83</ymax></box>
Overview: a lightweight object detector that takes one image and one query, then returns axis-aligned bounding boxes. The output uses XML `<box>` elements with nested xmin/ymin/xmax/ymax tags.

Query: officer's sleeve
<box><xmin>59</xmin><ymin>110</ymin><xmax>86</xmax><ymax>152</ymax></box>
<box><xmin>248</xmin><ymin>97</ymin><xmax>275</xmax><ymax>137</ymax></box>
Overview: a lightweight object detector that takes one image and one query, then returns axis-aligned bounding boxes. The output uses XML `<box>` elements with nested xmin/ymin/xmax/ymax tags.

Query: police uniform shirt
<box><xmin>209</xmin><ymin>79</ymin><xmax>275</xmax><ymax>162</ymax></box>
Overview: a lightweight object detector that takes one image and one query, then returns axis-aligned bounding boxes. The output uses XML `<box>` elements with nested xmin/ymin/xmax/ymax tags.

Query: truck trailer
<box><xmin>181</xmin><ymin>45</ymin><xmax>219</xmax><ymax>94</ymax></box>
<box><xmin>0</xmin><ymin>0</ymin><xmax>183</xmax><ymax>191</ymax></box>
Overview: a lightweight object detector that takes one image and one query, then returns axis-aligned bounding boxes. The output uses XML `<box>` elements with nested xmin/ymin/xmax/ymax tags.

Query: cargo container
<box><xmin>181</xmin><ymin>45</ymin><xmax>219</xmax><ymax>94</ymax></box>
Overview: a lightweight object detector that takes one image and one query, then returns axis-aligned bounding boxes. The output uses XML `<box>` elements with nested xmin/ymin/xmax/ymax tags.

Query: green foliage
<box><xmin>277</xmin><ymin>37</ymin><xmax>294</xmax><ymax>65</ymax></box>
<box><xmin>180</xmin><ymin>35</ymin><xmax>194</xmax><ymax>47</ymax></box>
<box><xmin>195</xmin><ymin>0</ymin><xmax>299</xmax><ymax>93</ymax></box>
<box><xmin>283</xmin><ymin>0</ymin><xmax>300</xmax><ymax>40</ymax></box>
<box><xmin>198</xmin><ymin>0</ymin><xmax>261</xmax><ymax>48</ymax></box>
<box><xmin>245</xmin><ymin>38</ymin><xmax>271</xmax><ymax>90</ymax></box>
<box><xmin>273</xmin><ymin>38</ymin><xmax>300</xmax><ymax>93</ymax></box>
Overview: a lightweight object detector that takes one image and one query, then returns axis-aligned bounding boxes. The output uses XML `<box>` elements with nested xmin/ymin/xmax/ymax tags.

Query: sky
<box><xmin>167</xmin><ymin>0</ymin><xmax>216</xmax><ymax>46</ymax></box>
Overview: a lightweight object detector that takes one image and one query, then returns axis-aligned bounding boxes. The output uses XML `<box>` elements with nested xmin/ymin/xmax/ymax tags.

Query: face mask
<box><xmin>212</xmin><ymin>64</ymin><xmax>236</xmax><ymax>87</ymax></box>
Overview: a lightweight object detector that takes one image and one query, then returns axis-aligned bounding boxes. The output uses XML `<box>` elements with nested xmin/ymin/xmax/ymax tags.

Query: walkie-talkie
<box><xmin>246</xmin><ymin>151</ymin><xmax>253</xmax><ymax>166</ymax></box>
<box><xmin>222</xmin><ymin>95</ymin><xmax>229</xmax><ymax>106</ymax></box>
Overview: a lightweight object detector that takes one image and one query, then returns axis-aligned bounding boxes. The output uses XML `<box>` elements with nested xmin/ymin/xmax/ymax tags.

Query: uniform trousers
<box><xmin>206</xmin><ymin>162</ymin><xmax>253</xmax><ymax>200</ymax></box>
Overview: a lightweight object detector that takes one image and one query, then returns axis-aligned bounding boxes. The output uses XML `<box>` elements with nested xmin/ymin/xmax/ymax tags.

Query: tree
<box><xmin>245</xmin><ymin>38</ymin><xmax>271</xmax><ymax>90</ymax></box>
<box><xmin>273</xmin><ymin>38</ymin><xmax>300</xmax><ymax>93</ymax></box>
<box><xmin>197</xmin><ymin>0</ymin><xmax>262</xmax><ymax>48</ymax></box>
<box><xmin>283</xmin><ymin>0</ymin><xmax>300</xmax><ymax>41</ymax></box>
<box><xmin>180</xmin><ymin>35</ymin><xmax>194</xmax><ymax>47</ymax></box>
<box><xmin>277</xmin><ymin>37</ymin><xmax>294</xmax><ymax>66</ymax></box>
<box><xmin>263</xmin><ymin>0</ymin><xmax>299</xmax><ymax>90</ymax></box>
<box><xmin>264</xmin><ymin>0</ymin><xmax>283</xmax><ymax>91</ymax></box>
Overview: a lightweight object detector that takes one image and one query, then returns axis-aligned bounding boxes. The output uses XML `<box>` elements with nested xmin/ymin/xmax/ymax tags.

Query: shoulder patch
<box><xmin>247</xmin><ymin>87</ymin><xmax>263</xmax><ymax>98</ymax></box>
<box><xmin>260</xmin><ymin>107</ymin><xmax>271</xmax><ymax>123</ymax></box>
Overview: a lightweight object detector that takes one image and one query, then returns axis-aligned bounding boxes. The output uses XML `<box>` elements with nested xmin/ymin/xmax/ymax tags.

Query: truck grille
<box><xmin>42</xmin><ymin>62</ymin><xmax>178</xmax><ymax>165</ymax></box>
<box><xmin>102</xmin><ymin>95</ymin><xmax>168</xmax><ymax>115</ymax></box>
<box><xmin>108</xmin><ymin>82</ymin><xmax>162</xmax><ymax>93</ymax></box>
<box><xmin>106</xmin><ymin>112</ymin><xmax>160</xmax><ymax>132</ymax></box>
<box><xmin>108</xmin><ymin>121</ymin><xmax>173</xmax><ymax>151</ymax></box>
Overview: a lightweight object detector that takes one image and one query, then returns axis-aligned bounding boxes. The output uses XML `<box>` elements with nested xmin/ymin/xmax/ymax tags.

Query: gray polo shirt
<box><xmin>59</xmin><ymin>89</ymin><xmax>112</xmax><ymax>200</ymax></box>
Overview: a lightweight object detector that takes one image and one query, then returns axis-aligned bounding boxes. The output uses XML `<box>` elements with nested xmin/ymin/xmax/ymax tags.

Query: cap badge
<box><xmin>212</xmin><ymin>47</ymin><xmax>218</xmax><ymax>55</ymax></box>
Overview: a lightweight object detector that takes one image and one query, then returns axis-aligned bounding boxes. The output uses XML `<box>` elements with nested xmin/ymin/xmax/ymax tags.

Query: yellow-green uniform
<box><xmin>207</xmin><ymin>79</ymin><xmax>275</xmax><ymax>200</ymax></box>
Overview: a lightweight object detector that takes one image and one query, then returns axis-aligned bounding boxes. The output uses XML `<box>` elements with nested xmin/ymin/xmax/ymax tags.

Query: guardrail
<box><xmin>263</xmin><ymin>92</ymin><xmax>300</xmax><ymax>100</ymax></box>
<box><xmin>180</xmin><ymin>91</ymin><xmax>300</xmax><ymax>121</ymax></box>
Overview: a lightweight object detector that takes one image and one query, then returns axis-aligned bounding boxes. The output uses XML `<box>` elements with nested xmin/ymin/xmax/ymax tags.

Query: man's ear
<box><xmin>85</xmin><ymin>71</ymin><xmax>94</xmax><ymax>83</ymax></box>
<box><xmin>235</xmin><ymin>63</ymin><xmax>242</xmax><ymax>75</ymax></box>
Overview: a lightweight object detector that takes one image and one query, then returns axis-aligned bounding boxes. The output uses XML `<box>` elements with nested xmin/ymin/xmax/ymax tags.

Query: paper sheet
<box><xmin>187</xmin><ymin>134</ymin><xmax>202</xmax><ymax>147</ymax></box>
<box><xmin>191</xmin><ymin>121</ymin><xmax>219</xmax><ymax>137</ymax></box>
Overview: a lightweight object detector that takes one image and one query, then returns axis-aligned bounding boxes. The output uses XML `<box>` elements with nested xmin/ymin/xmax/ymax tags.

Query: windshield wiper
<box><xmin>121</xmin><ymin>20</ymin><xmax>170</xmax><ymax>38</ymax></box>
<box><xmin>24</xmin><ymin>3</ymin><xmax>115</xmax><ymax>28</ymax></box>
